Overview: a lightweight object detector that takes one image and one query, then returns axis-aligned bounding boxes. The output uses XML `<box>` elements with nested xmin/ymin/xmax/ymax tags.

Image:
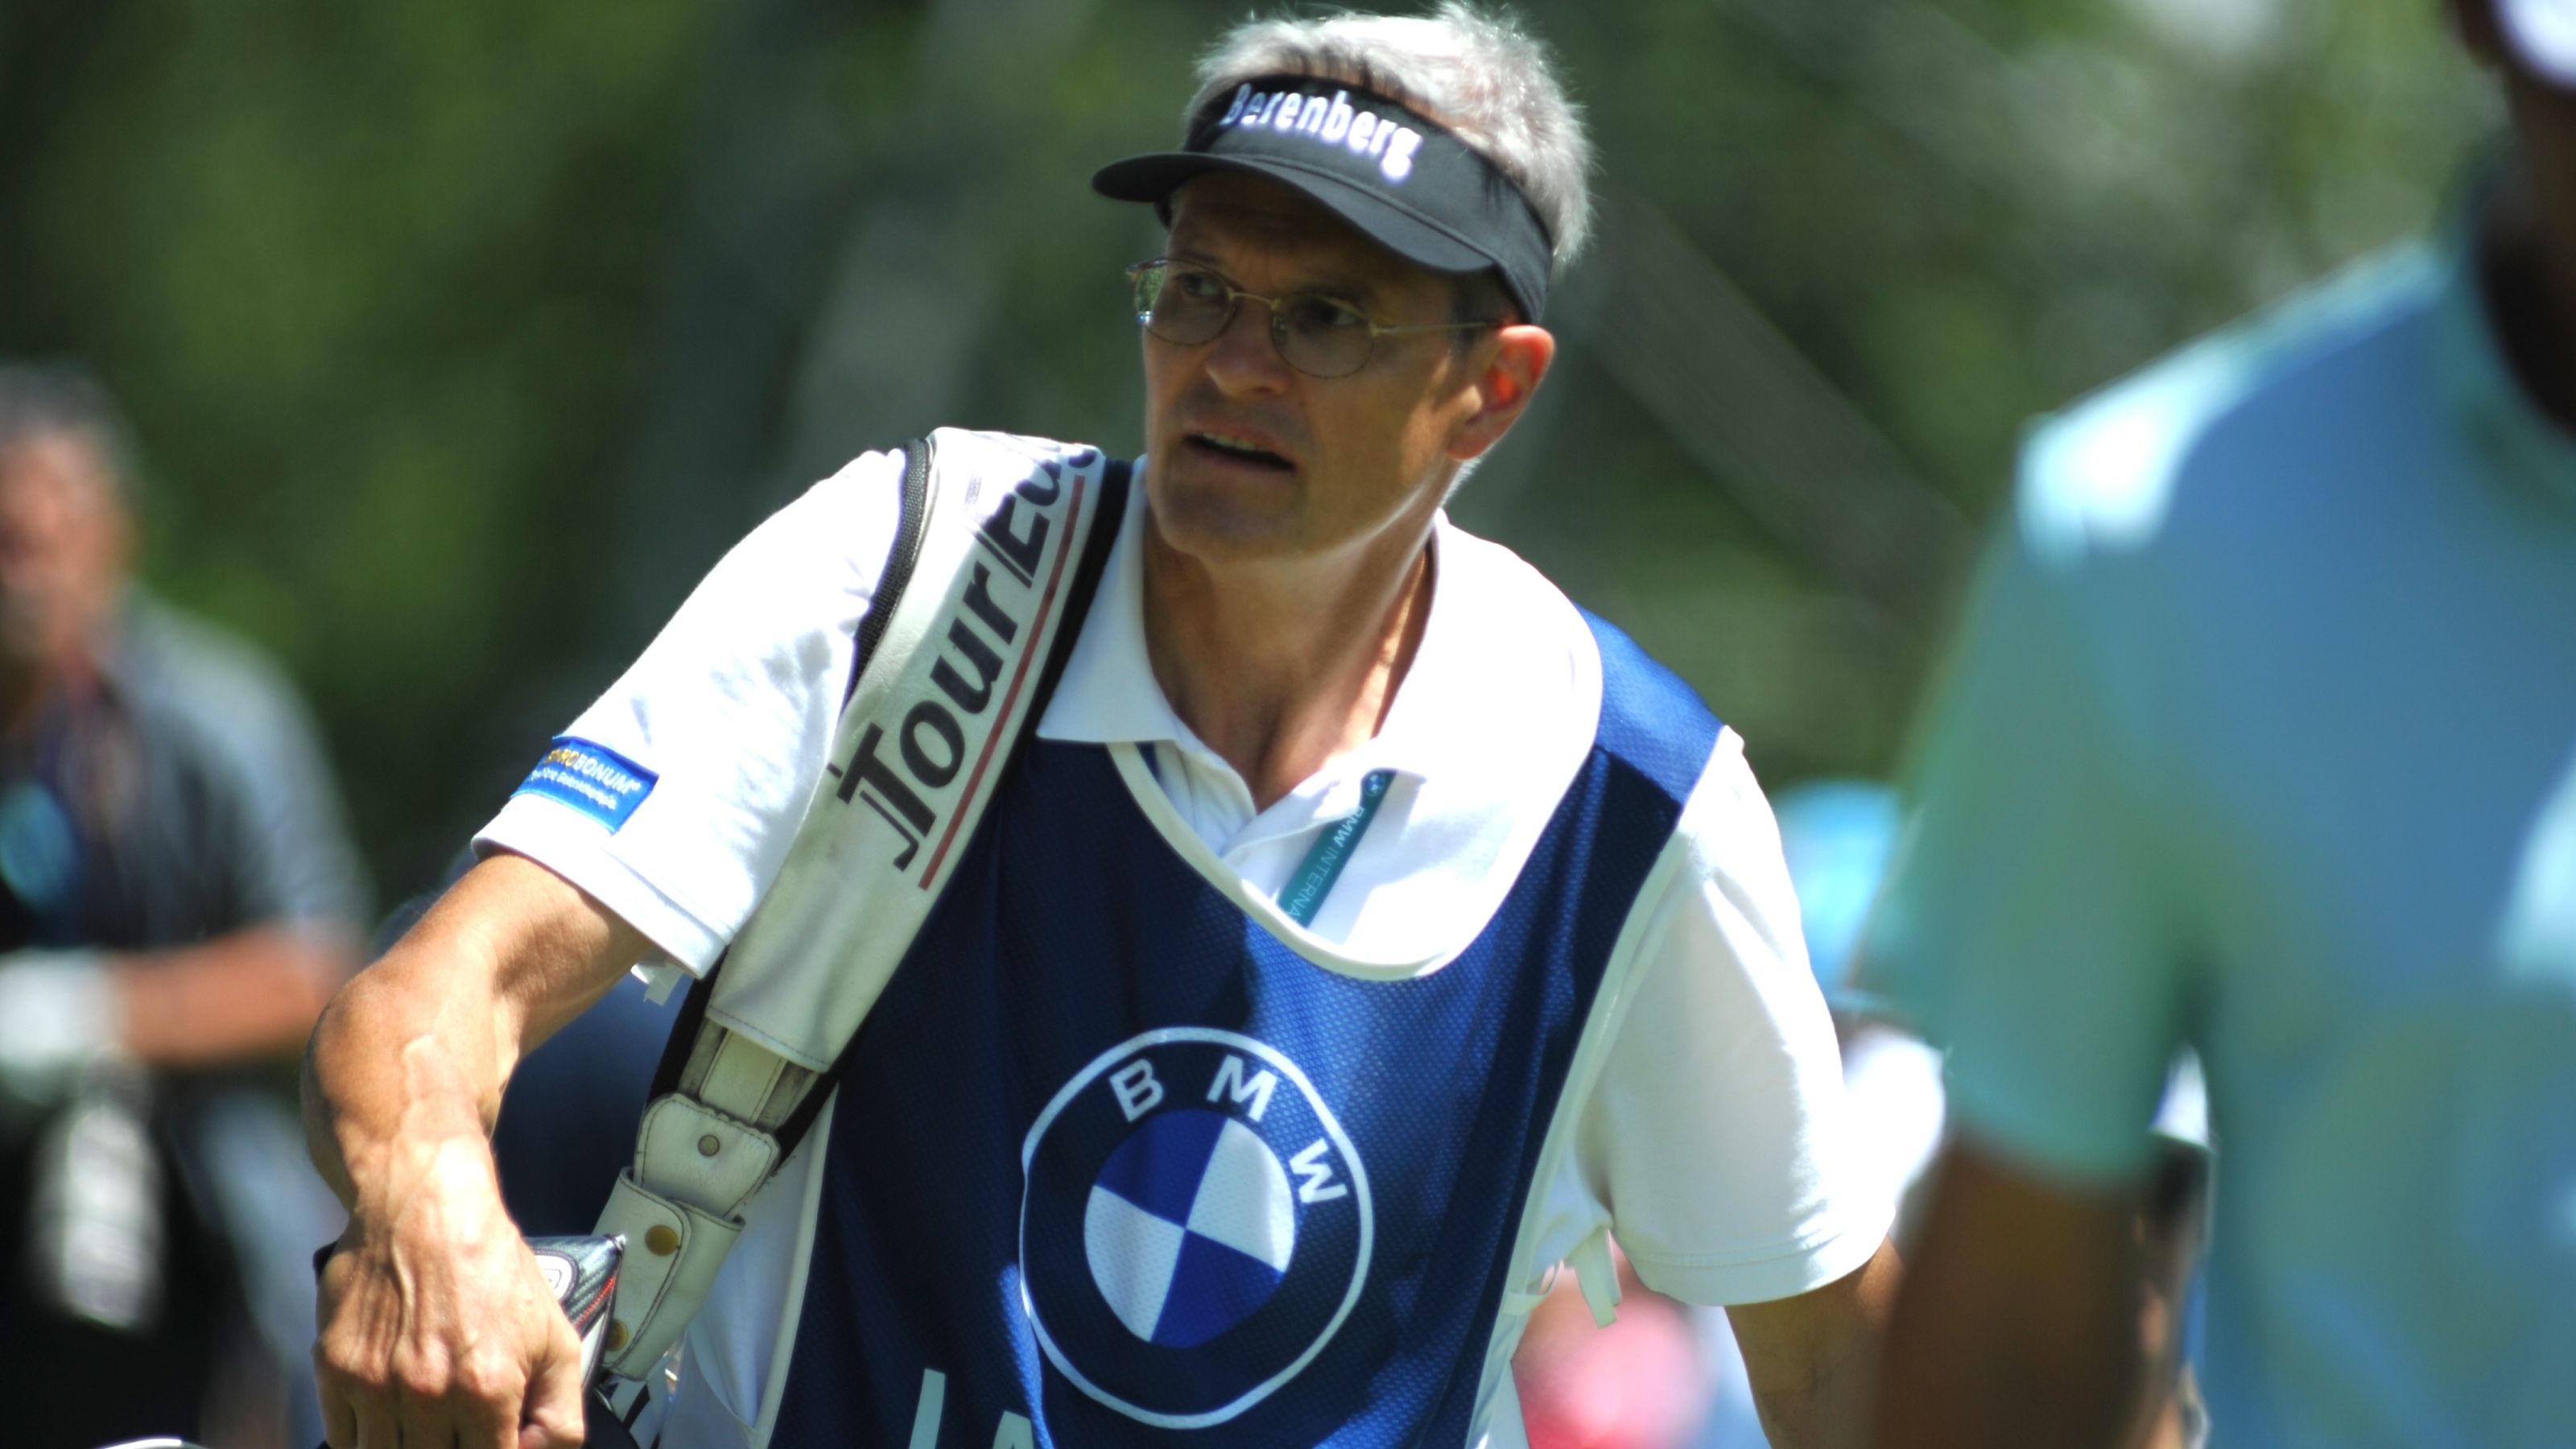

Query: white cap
<box><xmin>2502</xmin><ymin>0</ymin><xmax>2576</xmax><ymax>88</ymax></box>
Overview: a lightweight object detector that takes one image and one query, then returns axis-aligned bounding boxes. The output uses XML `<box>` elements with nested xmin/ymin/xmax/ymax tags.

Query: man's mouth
<box><xmin>1185</xmin><ymin>430</ymin><xmax>1295</xmax><ymax>471</ymax></box>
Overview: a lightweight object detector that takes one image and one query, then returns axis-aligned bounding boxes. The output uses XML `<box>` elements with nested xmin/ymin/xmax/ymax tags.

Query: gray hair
<box><xmin>0</xmin><ymin>362</ymin><xmax>142</xmax><ymax>508</ymax></box>
<box><xmin>1189</xmin><ymin>3</ymin><xmax>1594</xmax><ymax>271</ymax></box>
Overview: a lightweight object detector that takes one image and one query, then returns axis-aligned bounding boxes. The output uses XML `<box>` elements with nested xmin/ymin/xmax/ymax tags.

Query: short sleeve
<box><xmin>1858</xmin><ymin>499</ymin><xmax>2190</xmax><ymax>1183</ymax></box>
<box><xmin>476</xmin><ymin>451</ymin><xmax>904</xmax><ymax>976</ymax></box>
<box><xmin>1581</xmin><ymin>745</ymin><xmax>1891</xmax><ymax>1307</ymax></box>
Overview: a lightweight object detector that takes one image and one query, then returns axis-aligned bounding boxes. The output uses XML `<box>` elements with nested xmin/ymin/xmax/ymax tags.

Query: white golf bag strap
<box><xmin>596</xmin><ymin>429</ymin><xmax>1126</xmax><ymax>1377</ymax></box>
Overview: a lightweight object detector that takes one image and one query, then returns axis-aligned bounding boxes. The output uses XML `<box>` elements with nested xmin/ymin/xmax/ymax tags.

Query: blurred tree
<box><xmin>1</xmin><ymin>0</ymin><xmax>717</xmax><ymax>890</ymax></box>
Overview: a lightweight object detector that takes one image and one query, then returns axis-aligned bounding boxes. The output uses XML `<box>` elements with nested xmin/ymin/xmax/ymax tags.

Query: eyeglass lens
<box><xmin>1132</xmin><ymin>263</ymin><xmax>1377</xmax><ymax>378</ymax></box>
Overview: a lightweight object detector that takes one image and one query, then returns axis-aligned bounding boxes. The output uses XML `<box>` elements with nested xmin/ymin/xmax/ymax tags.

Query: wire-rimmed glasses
<box><xmin>1125</xmin><ymin>258</ymin><xmax>1500</xmax><ymax>379</ymax></box>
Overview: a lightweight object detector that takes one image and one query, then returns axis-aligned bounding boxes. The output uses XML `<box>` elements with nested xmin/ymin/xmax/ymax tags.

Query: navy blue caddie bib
<box><xmin>770</xmin><ymin>614</ymin><xmax>1718</xmax><ymax>1447</ymax></box>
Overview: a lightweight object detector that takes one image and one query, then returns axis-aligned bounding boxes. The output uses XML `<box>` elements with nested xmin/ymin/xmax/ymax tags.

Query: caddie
<box><xmin>303</xmin><ymin>7</ymin><xmax>1896</xmax><ymax>1447</ymax></box>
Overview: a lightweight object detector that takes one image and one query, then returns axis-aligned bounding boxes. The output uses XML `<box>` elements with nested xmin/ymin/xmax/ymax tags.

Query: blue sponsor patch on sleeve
<box><xmin>515</xmin><ymin>736</ymin><xmax>658</xmax><ymax>832</ymax></box>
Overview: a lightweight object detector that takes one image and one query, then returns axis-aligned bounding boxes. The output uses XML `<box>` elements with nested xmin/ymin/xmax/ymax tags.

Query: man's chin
<box><xmin>1143</xmin><ymin>468</ymin><xmax>1309</xmax><ymax>568</ymax></box>
<box><xmin>1151</xmin><ymin>511</ymin><xmax>1308</xmax><ymax>570</ymax></box>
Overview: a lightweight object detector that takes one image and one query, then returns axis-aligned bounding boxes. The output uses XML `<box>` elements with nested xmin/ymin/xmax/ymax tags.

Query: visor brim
<box><xmin>1094</xmin><ymin>151</ymin><xmax>1505</xmax><ymax>286</ymax></box>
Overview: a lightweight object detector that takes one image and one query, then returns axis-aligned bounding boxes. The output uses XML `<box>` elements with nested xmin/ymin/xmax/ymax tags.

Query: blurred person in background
<box><xmin>0</xmin><ymin>364</ymin><xmax>366</xmax><ymax>1447</ymax></box>
<box><xmin>1863</xmin><ymin>0</ymin><xmax>2576</xmax><ymax>1443</ymax></box>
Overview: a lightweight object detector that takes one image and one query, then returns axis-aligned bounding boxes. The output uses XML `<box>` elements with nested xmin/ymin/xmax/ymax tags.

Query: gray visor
<box><xmin>1094</xmin><ymin>79</ymin><xmax>1554</xmax><ymax>322</ymax></box>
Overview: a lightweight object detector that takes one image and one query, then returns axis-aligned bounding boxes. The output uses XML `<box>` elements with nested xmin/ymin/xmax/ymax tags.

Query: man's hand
<box><xmin>0</xmin><ymin>949</ymin><xmax>118</xmax><ymax>1111</ymax></box>
<box><xmin>313</xmin><ymin>1138</ymin><xmax>588</xmax><ymax>1448</ymax></box>
<box><xmin>303</xmin><ymin>854</ymin><xmax>650</xmax><ymax>1449</ymax></box>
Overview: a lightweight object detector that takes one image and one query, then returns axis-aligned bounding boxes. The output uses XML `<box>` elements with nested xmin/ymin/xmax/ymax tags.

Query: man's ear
<box><xmin>1448</xmin><ymin>324</ymin><xmax>1556</xmax><ymax>464</ymax></box>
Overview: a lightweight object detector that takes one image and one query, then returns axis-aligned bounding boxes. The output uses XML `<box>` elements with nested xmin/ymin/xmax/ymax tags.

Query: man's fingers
<box><xmin>317</xmin><ymin>1386</ymin><xmax>360</xmax><ymax>1449</ymax></box>
<box><xmin>455</xmin><ymin>1355</ymin><xmax>530</xmax><ymax>1449</ymax></box>
<box><xmin>353</xmin><ymin>1392</ymin><xmax>402</xmax><ymax>1449</ymax></box>
<box><xmin>315</xmin><ymin>1335</ymin><xmax>382</xmax><ymax>1449</ymax></box>
<box><xmin>324</xmin><ymin>1344</ymin><xmax>531</xmax><ymax>1449</ymax></box>
<box><xmin>411</xmin><ymin>1399</ymin><xmax>469</xmax><ymax>1449</ymax></box>
<box><xmin>519</xmin><ymin>1319</ymin><xmax>590</xmax><ymax>1449</ymax></box>
<box><xmin>316</xmin><ymin>1245</ymin><xmax>396</xmax><ymax>1449</ymax></box>
<box><xmin>310</xmin><ymin>1211</ymin><xmax>586</xmax><ymax>1449</ymax></box>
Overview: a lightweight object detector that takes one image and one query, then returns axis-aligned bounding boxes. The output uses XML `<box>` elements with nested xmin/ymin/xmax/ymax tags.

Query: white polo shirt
<box><xmin>479</xmin><ymin>448</ymin><xmax>1885</xmax><ymax>1440</ymax></box>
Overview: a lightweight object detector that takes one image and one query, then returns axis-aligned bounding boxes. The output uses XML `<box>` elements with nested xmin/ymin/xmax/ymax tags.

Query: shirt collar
<box><xmin>2431</xmin><ymin>155</ymin><xmax>2576</xmax><ymax>513</ymax></box>
<box><xmin>1035</xmin><ymin>471</ymin><xmax>1472</xmax><ymax>786</ymax></box>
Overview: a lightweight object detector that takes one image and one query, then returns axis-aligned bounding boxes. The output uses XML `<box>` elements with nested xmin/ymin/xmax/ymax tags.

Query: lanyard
<box><xmin>1277</xmin><ymin>769</ymin><xmax>1396</xmax><ymax>927</ymax></box>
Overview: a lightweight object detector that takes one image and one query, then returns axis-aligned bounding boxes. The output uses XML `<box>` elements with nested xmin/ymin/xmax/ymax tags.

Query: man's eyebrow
<box><xmin>1298</xmin><ymin>270</ymin><xmax>1385</xmax><ymax>306</ymax></box>
<box><xmin>1163</xmin><ymin>237</ymin><xmax>1390</xmax><ymax>306</ymax></box>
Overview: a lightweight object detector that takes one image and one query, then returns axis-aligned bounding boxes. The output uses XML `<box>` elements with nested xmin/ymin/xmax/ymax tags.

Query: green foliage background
<box><xmin>0</xmin><ymin>0</ymin><xmax>2495</xmax><ymax>902</ymax></box>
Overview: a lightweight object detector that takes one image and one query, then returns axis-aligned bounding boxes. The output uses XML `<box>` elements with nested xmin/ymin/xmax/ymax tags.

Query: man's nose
<box><xmin>1201</xmin><ymin>298</ymin><xmax>1293</xmax><ymax>396</ymax></box>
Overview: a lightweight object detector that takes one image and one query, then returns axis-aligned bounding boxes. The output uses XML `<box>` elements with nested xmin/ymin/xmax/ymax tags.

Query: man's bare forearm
<box><xmin>302</xmin><ymin>943</ymin><xmax>514</xmax><ymax>1211</ymax></box>
<box><xmin>300</xmin><ymin>853</ymin><xmax>644</xmax><ymax>1211</ymax></box>
<box><xmin>298</xmin><ymin>858</ymin><xmax>638</xmax><ymax>1449</ymax></box>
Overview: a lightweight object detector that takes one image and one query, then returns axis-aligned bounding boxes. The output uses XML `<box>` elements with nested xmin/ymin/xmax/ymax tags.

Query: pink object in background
<box><xmin>1515</xmin><ymin>1252</ymin><xmax>1714</xmax><ymax>1449</ymax></box>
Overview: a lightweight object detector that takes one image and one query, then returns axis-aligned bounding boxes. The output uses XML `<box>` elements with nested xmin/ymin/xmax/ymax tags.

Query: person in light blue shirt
<box><xmin>1861</xmin><ymin>2</ymin><xmax>2576</xmax><ymax>1443</ymax></box>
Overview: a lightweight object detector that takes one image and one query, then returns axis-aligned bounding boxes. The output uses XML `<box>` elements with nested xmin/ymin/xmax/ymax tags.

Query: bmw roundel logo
<box><xmin>1021</xmin><ymin>1027</ymin><xmax>1373</xmax><ymax>1428</ymax></box>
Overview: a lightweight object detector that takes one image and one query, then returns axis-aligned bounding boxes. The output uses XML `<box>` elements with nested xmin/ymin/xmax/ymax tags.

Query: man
<box><xmin>1862</xmin><ymin>1</ymin><xmax>2576</xmax><ymax>1442</ymax></box>
<box><xmin>306</xmin><ymin>8</ymin><xmax>1897</xmax><ymax>1447</ymax></box>
<box><xmin>0</xmin><ymin>364</ymin><xmax>367</xmax><ymax>1447</ymax></box>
